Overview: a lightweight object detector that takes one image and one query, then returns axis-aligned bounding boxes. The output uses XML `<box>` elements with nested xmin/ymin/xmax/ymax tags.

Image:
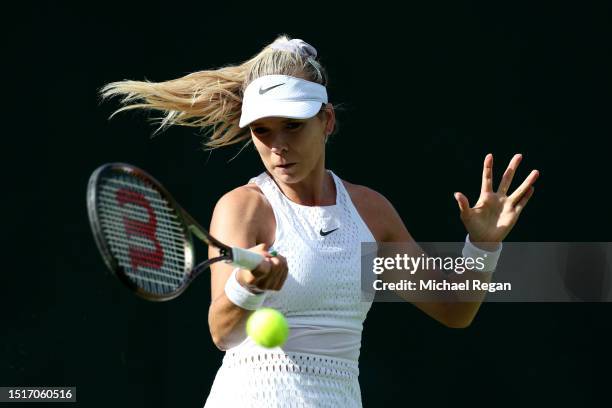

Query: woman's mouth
<box><xmin>276</xmin><ymin>163</ymin><xmax>296</xmax><ymax>172</ymax></box>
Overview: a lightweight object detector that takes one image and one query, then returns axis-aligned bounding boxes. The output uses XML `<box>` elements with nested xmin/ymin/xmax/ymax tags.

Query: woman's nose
<box><xmin>269</xmin><ymin>134</ymin><xmax>289</xmax><ymax>154</ymax></box>
<box><xmin>271</xmin><ymin>145</ymin><xmax>288</xmax><ymax>154</ymax></box>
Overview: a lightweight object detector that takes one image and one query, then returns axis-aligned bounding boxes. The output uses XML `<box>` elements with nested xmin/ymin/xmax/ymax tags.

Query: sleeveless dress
<box><xmin>203</xmin><ymin>170</ymin><xmax>375</xmax><ymax>408</ymax></box>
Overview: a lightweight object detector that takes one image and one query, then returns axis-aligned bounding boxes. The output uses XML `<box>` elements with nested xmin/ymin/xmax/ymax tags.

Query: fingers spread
<box><xmin>481</xmin><ymin>153</ymin><xmax>494</xmax><ymax>193</ymax></box>
<box><xmin>515</xmin><ymin>186</ymin><xmax>535</xmax><ymax>213</ymax></box>
<box><xmin>497</xmin><ymin>153</ymin><xmax>522</xmax><ymax>195</ymax></box>
<box><xmin>454</xmin><ymin>192</ymin><xmax>470</xmax><ymax>213</ymax></box>
<box><xmin>509</xmin><ymin>169</ymin><xmax>539</xmax><ymax>205</ymax></box>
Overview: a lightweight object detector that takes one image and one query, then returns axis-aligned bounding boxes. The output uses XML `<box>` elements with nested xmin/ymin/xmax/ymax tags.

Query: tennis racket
<box><xmin>86</xmin><ymin>162</ymin><xmax>266</xmax><ymax>301</ymax></box>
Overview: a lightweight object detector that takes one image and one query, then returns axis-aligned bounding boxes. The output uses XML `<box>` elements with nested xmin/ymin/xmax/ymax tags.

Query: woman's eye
<box><xmin>286</xmin><ymin>122</ymin><xmax>302</xmax><ymax>130</ymax></box>
<box><xmin>252</xmin><ymin>127</ymin><xmax>268</xmax><ymax>134</ymax></box>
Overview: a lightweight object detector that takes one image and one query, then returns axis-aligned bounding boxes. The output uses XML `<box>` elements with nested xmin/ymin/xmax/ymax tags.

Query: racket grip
<box><xmin>230</xmin><ymin>247</ymin><xmax>265</xmax><ymax>270</ymax></box>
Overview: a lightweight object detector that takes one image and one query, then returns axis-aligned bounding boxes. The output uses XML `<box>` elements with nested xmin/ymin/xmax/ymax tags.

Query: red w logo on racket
<box><xmin>116</xmin><ymin>188</ymin><xmax>164</xmax><ymax>271</ymax></box>
<box><xmin>88</xmin><ymin>163</ymin><xmax>266</xmax><ymax>300</ymax></box>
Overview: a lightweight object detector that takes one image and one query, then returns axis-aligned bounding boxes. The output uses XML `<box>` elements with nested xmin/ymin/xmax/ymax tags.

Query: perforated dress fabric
<box><xmin>203</xmin><ymin>170</ymin><xmax>375</xmax><ymax>407</ymax></box>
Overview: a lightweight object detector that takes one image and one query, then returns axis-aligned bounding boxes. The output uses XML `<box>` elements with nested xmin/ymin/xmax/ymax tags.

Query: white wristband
<box><xmin>224</xmin><ymin>268</ymin><xmax>267</xmax><ymax>310</ymax></box>
<box><xmin>461</xmin><ymin>234</ymin><xmax>503</xmax><ymax>273</ymax></box>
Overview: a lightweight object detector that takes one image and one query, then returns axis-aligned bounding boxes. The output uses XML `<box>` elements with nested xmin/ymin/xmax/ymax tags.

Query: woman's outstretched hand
<box><xmin>454</xmin><ymin>153</ymin><xmax>539</xmax><ymax>249</ymax></box>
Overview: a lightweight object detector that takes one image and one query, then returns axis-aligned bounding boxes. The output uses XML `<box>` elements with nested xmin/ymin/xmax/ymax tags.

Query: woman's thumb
<box><xmin>454</xmin><ymin>192</ymin><xmax>470</xmax><ymax>213</ymax></box>
<box><xmin>252</xmin><ymin>243</ymin><xmax>273</xmax><ymax>256</ymax></box>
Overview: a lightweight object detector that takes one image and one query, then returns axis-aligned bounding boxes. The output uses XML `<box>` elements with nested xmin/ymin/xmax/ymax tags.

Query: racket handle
<box><xmin>230</xmin><ymin>247</ymin><xmax>265</xmax><ymax>270</ymax></box>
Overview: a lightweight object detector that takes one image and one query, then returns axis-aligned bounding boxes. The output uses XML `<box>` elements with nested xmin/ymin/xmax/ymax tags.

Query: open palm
<box><xmin>454</xmin><ymin>153</ymin><xmax>539</xmax><ymax>247</ymax></box>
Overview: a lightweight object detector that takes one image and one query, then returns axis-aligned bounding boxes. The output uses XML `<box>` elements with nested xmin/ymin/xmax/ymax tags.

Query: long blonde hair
<box><xmin>99</xmin><ymin>34</ymin><xmax>329</xmax><ymax>150</ymax></box>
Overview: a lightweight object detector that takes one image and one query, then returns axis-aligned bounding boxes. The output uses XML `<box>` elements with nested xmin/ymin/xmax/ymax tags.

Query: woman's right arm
<box><xmin>207</xmin><ymin>186</ymin><xmax>287</xmax><ymax>351</ymax></box>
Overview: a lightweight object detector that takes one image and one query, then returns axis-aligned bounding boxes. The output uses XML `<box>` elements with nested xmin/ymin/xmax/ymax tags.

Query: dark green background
<box><xmin>5</xmin><ymin>1</ymin><xmax>611</xmax><ymax>407</ymax></box>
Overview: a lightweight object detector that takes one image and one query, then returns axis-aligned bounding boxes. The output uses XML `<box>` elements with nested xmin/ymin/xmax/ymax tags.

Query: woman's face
<box><xmin>250</xmin><ymin>104</ymin><xmax>334</xmax><ymax>184</ymax></box>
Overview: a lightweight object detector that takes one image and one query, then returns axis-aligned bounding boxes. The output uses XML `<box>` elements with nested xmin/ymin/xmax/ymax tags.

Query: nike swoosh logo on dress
<box><xmin>319</xmin><ymin>228</ymin><xmax>339</xmax><ymax>236</ymax></box>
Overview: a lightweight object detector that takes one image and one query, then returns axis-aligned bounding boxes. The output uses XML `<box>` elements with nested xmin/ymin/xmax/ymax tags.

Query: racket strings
<box><xmin>96</xmin><ymin>173</ymin><xmax>188</xmax><ymax>295</ymax></box>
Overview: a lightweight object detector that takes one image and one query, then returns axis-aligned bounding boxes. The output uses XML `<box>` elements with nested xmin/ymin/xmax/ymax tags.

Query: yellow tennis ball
<box><xmin>246</xmin><ymin>308</ymin><xmax>289</xmax><ymax>348</ymax></box>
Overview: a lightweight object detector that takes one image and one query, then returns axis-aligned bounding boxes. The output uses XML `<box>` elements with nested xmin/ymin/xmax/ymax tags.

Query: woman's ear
<box><xmin>324</xmin><ymin>103</ymin><xmax>336</xmax><ymax>135</ymax></box>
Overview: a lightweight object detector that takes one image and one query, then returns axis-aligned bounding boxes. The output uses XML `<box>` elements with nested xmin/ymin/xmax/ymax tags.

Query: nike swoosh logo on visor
<box><xmin>259</xmin><ymin>83</ymin><xmax>285</xmax><ymax>94</ymax></box>
<box><xmin>319</xmin><ymin>228</ymin><xmax>339</xmax><ymax>237</ymax></box>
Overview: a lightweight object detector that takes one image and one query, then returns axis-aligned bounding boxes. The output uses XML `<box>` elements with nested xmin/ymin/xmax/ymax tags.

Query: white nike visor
<box><xmin>239</xmin><ymin>75</ymin><xmax>328</xmax><ymax>128</ymax></box>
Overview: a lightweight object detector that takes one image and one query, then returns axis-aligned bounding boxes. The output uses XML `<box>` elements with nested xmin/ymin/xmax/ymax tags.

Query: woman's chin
<box><xmin>273</xmin><ymin>165</ymin><xmax>299</xmax><ymax>180</ymax></box>
<box><xmin>274</xmin><ymin>173</ymin><xmax>297</xmax><ymax>183</ymax></box>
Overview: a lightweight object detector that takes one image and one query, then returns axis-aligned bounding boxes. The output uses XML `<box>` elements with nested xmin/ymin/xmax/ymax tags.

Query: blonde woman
<box><xmin>101</xmin><ymin>35</ymin><xmax>539</xmax><ymax>407</ymax></box>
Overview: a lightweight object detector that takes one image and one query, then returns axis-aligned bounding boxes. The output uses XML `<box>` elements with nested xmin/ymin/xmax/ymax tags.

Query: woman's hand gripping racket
<box><xmin>86</xmin><ymin>162</ymin><xmax>273</xmax><ymax>301</ymax></box>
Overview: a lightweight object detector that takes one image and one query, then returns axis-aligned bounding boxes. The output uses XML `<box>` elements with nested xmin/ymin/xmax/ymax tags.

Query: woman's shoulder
<box><xmin>341</xmin><ymin>179</ymin><xmax>388</xmax><ymax>205</ymax></box>
<box><xmin>212</xmin><ymin>182</ymin><xmax>275</xmax><ymax>244</ymax></box>
<box><xmin>214</xmin><ymin>182</ymin><xmax>272</xmax><ymax>217</ymax></box>
<box><xmin>339</xmin><ymin>178</ymin><xmax>398</xmax><ymax>242</ymax></box>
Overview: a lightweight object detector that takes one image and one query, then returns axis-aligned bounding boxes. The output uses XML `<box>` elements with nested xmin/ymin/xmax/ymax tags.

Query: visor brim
<box><xmin>239</xmin><ymin>100</ymin><xmax>323</xmax><ymax>128</ymax></box>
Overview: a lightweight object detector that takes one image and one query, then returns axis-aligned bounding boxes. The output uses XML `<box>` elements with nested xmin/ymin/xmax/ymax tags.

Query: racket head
<box><xmin>87</xmin><ymin>163</ymin><xmax>210</xmax><ymax>301</ymax></box>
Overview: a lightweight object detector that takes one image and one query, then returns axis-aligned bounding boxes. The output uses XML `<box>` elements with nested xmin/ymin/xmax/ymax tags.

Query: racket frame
<box><xmin>87</xmin><ymin>163</ymin><xmax>230</xmax><ymax>301</ymax></box>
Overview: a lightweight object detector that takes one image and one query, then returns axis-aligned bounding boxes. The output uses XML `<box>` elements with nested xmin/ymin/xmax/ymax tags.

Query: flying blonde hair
<box><xmin>99</xmin><ymin>34</ymin><xmax>330</xmax><ymax>150</ymax></box>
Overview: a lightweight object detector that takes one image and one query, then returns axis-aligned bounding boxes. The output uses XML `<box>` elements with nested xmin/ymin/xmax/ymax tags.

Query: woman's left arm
<box><xmin>375</xmin><ymin>153</ymin><xmax>539</xmax><ymax>328</ymax></box>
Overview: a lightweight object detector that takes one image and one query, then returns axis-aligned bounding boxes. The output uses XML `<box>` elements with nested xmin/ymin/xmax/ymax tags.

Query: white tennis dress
<box><xmin>203</xmin><ymin>170</ymin><xmax>375</xmax><ymax>407</ymax></box>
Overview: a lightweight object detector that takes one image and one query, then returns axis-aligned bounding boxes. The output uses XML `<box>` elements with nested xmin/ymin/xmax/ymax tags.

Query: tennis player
<box><xmin>100</xmin><ymin>34</ymin><xmax>539</xmax><ymax>407</ymax></box>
